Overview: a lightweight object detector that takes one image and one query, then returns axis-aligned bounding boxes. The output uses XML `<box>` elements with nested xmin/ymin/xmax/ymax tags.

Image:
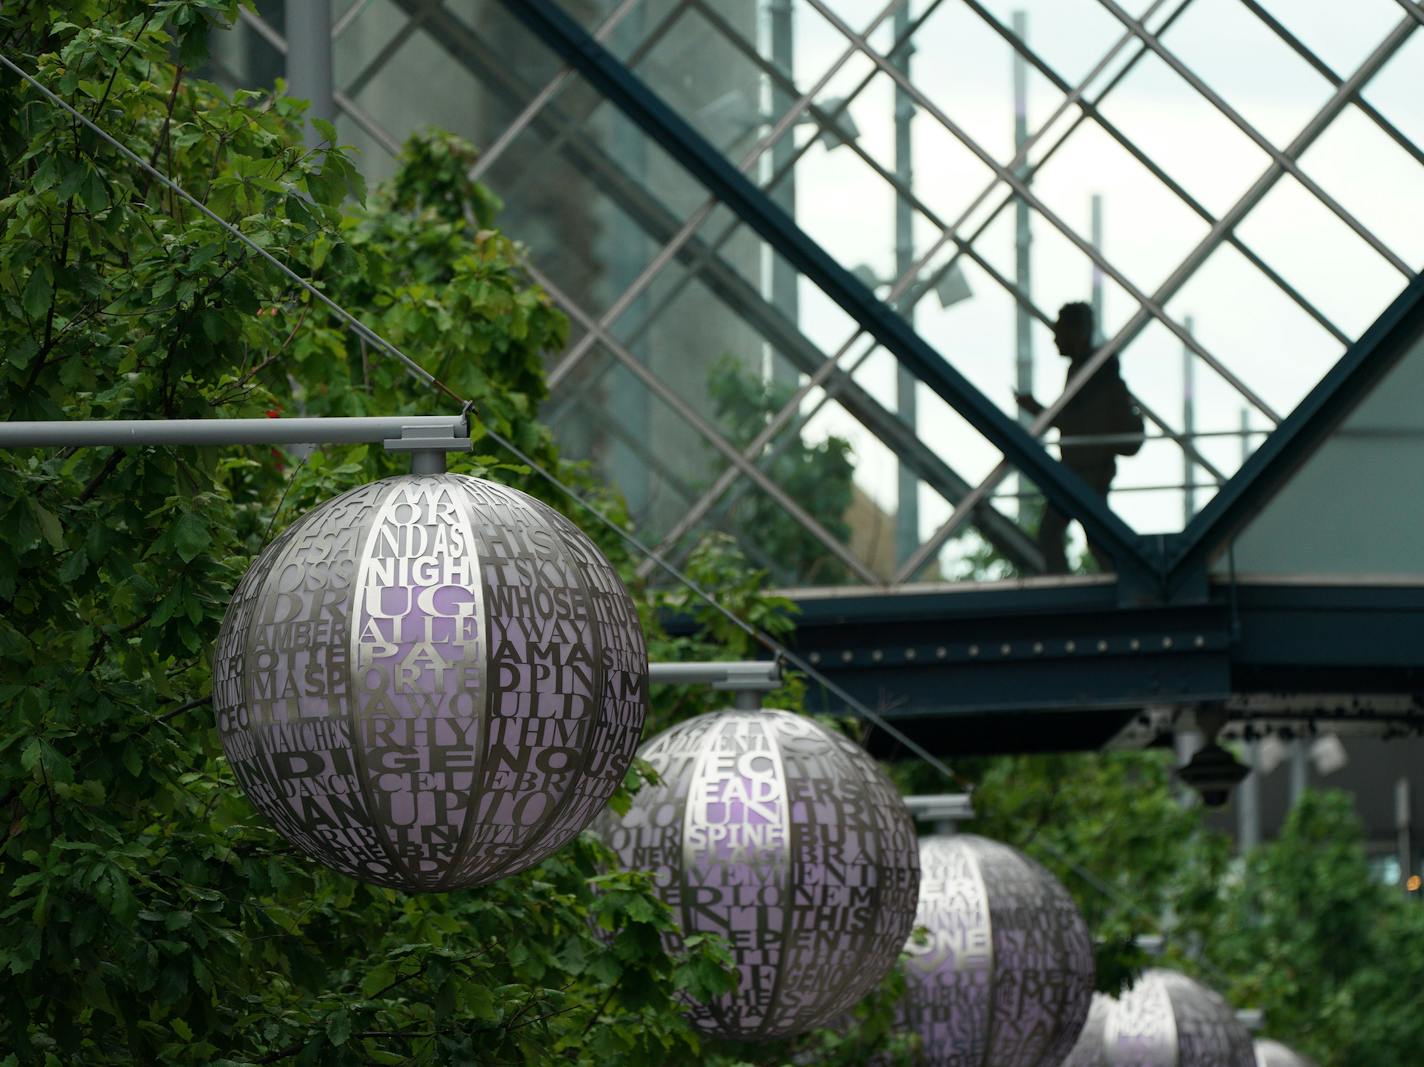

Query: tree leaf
<box><xmin>28</xmin><ymin>501</ymin><xmax>63</xmax><ymax>550</ymax></box>
<box><xmin>21</xmin><ymin>268</ymin><xmax>52</xmax><ymax>320</ymax></box>
<box><xmin>171</xmin><ymin>512</ymin><xmax>210</xmax><ymax>563</ymax></box>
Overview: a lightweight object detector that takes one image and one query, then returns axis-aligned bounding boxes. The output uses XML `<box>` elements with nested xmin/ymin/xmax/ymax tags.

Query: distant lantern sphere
<box><xmin>898</xmin><ymin>833</ymin><xmax>1095</xmax><ymax>1067</ymax></box>
<box><xmin>213</xmin><ymin>473</ymin><xmax>648</xmax><ymax>892</ymax></box>
<box><xmin>1253</xmin><ymin>1039</ymin><xmax>1319</xmax><ymax>1067</ymax></box>
<box><xmin>593</xmin><ymin>709</ymin><xmax>921</xmax><ymax>1039</ymax></box>
<box><xmin>1105</xmin><ymin>969</ymin><xmax>1255</xmax><ymax>1067</ymax></box>
<box><xmin>1062</xmin><ymin>994</ymin><xmax>1114</xmax><ymax>1067</ymax></box>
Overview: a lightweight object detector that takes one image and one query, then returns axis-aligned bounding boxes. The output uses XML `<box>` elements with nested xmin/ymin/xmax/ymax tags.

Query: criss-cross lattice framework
<box><xmin>214</xmin><ymin>0</ymin><xmax>1423</xmax><ymax>591</ymax></box>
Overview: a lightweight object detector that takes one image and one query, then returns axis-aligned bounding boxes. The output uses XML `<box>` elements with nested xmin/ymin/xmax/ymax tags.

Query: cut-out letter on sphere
<box><xmin>595</xmin><ymin>708</ymin><xmax>921</xmax><ymax>1039</ymax></box>
<box><xmin>213</xmin><ymin>473</ymin><xmax>647</xmax><ymax>892</ymax></box>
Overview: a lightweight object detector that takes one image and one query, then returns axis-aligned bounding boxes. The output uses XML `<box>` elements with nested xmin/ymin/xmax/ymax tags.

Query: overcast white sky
<box><xmin>753</xmin><ymin>0</ymin><xmax>1422</xmax><ymax>569</ymax></box>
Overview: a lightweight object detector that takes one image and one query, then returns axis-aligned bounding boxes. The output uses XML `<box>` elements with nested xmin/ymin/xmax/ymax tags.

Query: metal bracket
<box><xmin>383</xmin><ymin>421</ymin><xmax>473</xmax><ymax>475</ymax></box>
<box><xmin>647</xmin><ymin>660</ymin><xmax>782</xmax><ymax>710</ymax></box>
<box><xmin>903</xmin><ymin>793</ymin><xmax>975</xmax><ymax>834</ymax></box>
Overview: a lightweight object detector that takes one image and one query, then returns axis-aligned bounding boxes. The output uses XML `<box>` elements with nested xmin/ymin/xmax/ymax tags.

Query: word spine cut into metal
<box><xmin>594</xmin><ymin>709</ymin><xmax>921</xmax><ymax>1039</ymax></box>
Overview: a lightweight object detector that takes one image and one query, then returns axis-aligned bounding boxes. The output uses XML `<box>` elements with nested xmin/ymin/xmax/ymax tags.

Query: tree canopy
<box><xmin>2</xmin><ymin>4</ymin><xmax>1421</xmax><ymax>1066</ymax></box>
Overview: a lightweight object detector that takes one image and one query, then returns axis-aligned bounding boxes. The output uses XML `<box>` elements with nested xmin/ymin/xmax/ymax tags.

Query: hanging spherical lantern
<box><xmin>898</xmin><ymin>833</ymin><xmax>1095</xmax><ymax>1066</ymax></box>
<box><xmin>1105</xmin><ymin>969</ymin><xmax>1254</xmax><ymax>1067</ymax></box>
<box><xmin>1062</xmin><ymin>994</ymin><xmax>1114</xmax><ymax>1067</ymax></box>
<box><xmin>1253</xmin><ymin>1039</ymin><xmax>1318</xmax><ymax>1067</ymax></box>
<box><xmin>213</xmin><ymin>473</ymin><xmax>648</xmax><ymax>892</ymax></box>
<box><xmin>593</xmin><ymin>708</ymin><xmax>921</xmax><ymax>1039</ymax></box>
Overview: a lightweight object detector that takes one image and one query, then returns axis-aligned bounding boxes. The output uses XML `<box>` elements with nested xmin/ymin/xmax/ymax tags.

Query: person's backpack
<box><xmin>1104</xmin><ymin>365</ymin><xmax>1145</xmax><ymax>456</ymax></box>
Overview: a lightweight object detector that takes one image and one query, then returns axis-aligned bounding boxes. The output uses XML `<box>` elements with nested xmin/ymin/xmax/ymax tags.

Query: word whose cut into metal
<box><xmin>215</xmin><ymin>472</ymin><xmax>648</xmax><ymax>892</ymax></box>
<box><xmin>594</xmin><ymin>709</ymin><xmax>921</xmax><ymax>1039</ymax></box>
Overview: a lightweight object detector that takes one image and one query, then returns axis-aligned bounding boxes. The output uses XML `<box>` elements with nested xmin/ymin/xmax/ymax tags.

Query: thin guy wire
<box><xmin>0</xmin><ymin>52</ymin><xmax>460</xmax><ymax>407</ymax></box>
<box><xmin>5</xmin><ymin>49</ymin><xmax>1236</xmax><ymax>965</ymax></box>
<box><xmin>0</xmin><ymin>51</ymin><xmax>968</xmax><ymax>788</ymax></box>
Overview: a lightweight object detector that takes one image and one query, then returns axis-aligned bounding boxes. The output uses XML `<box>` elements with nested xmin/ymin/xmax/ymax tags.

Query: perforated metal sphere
<box><xmin>1105</xmin><ymin>970</ymin><xmax>1255</xmax><ymax>1067</ymax></box>
<box><xmin>898</xmin><ymin>833</ymin><xmax>1095</xmax><ymax>1067</ymax></box>
<box><xmin>1254</xmin><ymin>1039</ymin><xmax>1319</xmax><ymax>1067</ymax></box>
<box><xmin>593</xmin><ymin>709</ymin><xmax>921</xmax><ymax>1039</ymax></box>
<box><xmin>213</xmin><ymin>473</ymin><xmax>647</xmax><ymax>891</ymax></box>
<box><xmin>1062</xmin><ymin>994</ymin><xmax>1114</xmax><ymax>1067</ymax></box>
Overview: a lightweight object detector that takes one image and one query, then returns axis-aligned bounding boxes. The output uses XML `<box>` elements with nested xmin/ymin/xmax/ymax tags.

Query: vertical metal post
<box><xmin>1289</xmin><ymin>740</ymin><xmax>1309</xmax><ymax>808</ymax></box>
<box><xmin>1240</xmin><ymin>407</ymin><xmax>1251</xmax><ymax>465</ymax></box>
<box><xmin>767</xmin><ymin>0</ymin><xmax>799</xmax><ymax>386</ymax></box>
<box><xmin>1012</xmin><ymin>11</ymin><xmax>1033</xmax><ymax>522</ymax></box>
<box><xmin>608</xmin><ymin>6</ymin><xmax>653</xmax><ymax>517</ymax></box>
<box><xmin>893</xmin><ymin>2</ymin><xmax>918</xmax><ymax>566</ymax></box>
<box><xmin>1398</xmin><ymin>778</ymin><xmax>1414</xmax><ymax>893</ymax></box>
<box><xmin>1237</xmin><ymin>738</ymin><xmax>1261</xmax><ymax>853</ymax></box>
<box><xmin>1089</xmin><ymin>193</ymin><xmax>1104</xmax><ymax>343</ymax></box>
<box><xmin>1183</xmin><ymin>315</ymin><xmax>1196</xmax><ymax>523</ymax></box>
<box><xmin>1174</xmin><ymin>722</ymin><xmax>1202</xmax><ymax>809</ymax></box>
<box><xmin>286</xmin><ymin>0</ymin><xmax>335</xmax><ymax>148</ymax></box>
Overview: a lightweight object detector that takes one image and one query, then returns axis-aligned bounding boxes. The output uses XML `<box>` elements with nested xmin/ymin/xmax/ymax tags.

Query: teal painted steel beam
<box><xmin>1165</xmin><ymin>273</ymin><xmax>1424</xmax><ymax>591</ymax></box>
<box><xmin>495</xmin><ymin>0</ymin><xmax>1158</xmax><ymax>582</ymax></box>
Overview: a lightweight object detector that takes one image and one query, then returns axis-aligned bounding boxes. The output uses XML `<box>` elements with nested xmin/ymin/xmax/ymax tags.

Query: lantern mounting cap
<box><xmin>383</xmin><ymin>418</ymin><xmax>472</xmax><ymax>474</ymax></box>
<box><xmin>904</xmin><ymin>793</ymin><xmax>975</xmax><ymax>830</ymax></box>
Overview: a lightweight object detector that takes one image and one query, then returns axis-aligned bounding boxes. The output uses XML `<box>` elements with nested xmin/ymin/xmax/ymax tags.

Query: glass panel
<box><xmin>630</xmin><ymin>5</ymin><xmax>773</xmax><ymax>155</ymax></box>
<box><xmin>1298</xmin><ymin>105</ymin><xmax>1424</xmax><ymax>271</ymax></box>
<box><xmin>967</xmin><ymin>0</ymin><xmax>1149</xmax><ymax>92</ymax></box>
<box><xmin>1212</xmin><ymin>324</ymin><xmax>1424</xmax><ymax>578</ymax></box>
<box><xmin>547</xmin><ymin>345</ymin><xmax>735</xmax><ymax>544</ymax></box>
<box><xmin>480</xmin><ymin>97</ymin><xmax>710</xmax><ymax>321</ymax></box>
<box><xmin>1235</xmin><ymin>174</ymin><xmax>1405</xmax><ymax>341</ymax></box>
<box><xmin>1361</xmin><ymin>29</ymin><xmax>1424</xmax><ymax>152</ymax></box>
<box><xmin>1030</xmin><ymin>119</ymin><xmax>1212</xmax><ymax>295</ymax></box>
<box><xmin>1159</xmin><ymin>0</ymin><xmax>1334</xmax><ymax>149</ymax></box>
<box><xmin>1163</xmin><ymin>243</ymin><xmax>1346</xmax><ymax>417</ymax></box>
<box><xmin>1097</xmin><ymin>50</ymin><xmax>1272</xmax><ymax>218</ymax></box>
<box><xmin>1251</xmin><ymin>0</ymin><xmax>1403</xmax><ymax>78</ymax></box>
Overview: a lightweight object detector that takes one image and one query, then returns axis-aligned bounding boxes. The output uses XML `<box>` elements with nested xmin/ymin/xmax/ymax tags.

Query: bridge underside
<box><xmin>768</xmin><ymin>578</ymin><xmax>1424</xmax><ymax>757</ymax></box>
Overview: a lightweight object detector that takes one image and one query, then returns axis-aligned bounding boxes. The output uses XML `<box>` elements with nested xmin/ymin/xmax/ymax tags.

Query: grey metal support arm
<box><xmin>648</xmin><ymin>660</ymin><xmax>783</xmax><ymax>710</ymax></box>
<box><xmin>0</xmin><ymin>416</ymin><xmax>472</xmax><ymax>474</ymax></box>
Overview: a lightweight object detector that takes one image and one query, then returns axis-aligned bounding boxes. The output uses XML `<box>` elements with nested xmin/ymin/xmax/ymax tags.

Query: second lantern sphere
<box><xmin>594</xmin><ymin>709</ymin><xmax>921</xmax><ymax>1039</ymax></box>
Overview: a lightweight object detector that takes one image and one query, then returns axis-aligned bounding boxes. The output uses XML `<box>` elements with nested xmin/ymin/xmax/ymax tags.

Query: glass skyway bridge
<box><xmin>214</xmin><ymin>0</ymin><xmax>1424</xmax><ymax>766</ymax></box>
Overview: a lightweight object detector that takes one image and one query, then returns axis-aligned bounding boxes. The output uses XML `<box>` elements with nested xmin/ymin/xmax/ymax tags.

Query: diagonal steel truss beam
<box><xmin>894</xmin><ymin>9</ymin><xmax>1419</xmax><ymax>583</ymax></box>
<box><xmin>495</xmin><ymin>0</ymin><xmax>1158</xmax><ymax>581</ymax></box>
<box><xmin>521</xmin><ymin>260</ymin><xmax>885</xmax><ymax>585</ymax></box>
<box><xmin>1165</xmin><ymin>273</ymin><xmax>1424</xmax><ymax>590</ymax></box>
<box><xmin>401</xmin><ymin>0</ymin><xmax>1043</xmax><ymax>574</ymax></box>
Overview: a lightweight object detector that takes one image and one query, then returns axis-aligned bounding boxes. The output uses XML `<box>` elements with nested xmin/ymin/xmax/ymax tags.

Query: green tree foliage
<box><xmin>0</xmin><ymin>5</ymin><xmax>751</xmax><ymax>1062</ymax></box>
<box><xmin>705</xmin><ymin>355</ymin><xmax>855</xmax><ymax>587</ymax></box>
<box><xmin>0</xmin><ymin>5</ymin><xmax>923</xmax><ymax>1063</ymax></box>
<box><xmin>1191</xmin><ymin>792</ymin><xmax>1424</xmax><ymax>1067</ymax></box>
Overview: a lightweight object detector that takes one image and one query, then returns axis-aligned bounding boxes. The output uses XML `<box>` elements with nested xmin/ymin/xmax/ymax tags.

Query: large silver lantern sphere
<box><xmin>593</xmin><ymin>709</ymin><xmax>921</xmax><ymax>1039</ymax></box>
<box><xmin>900</xmin><ymin>833</ymin><xmax>1095</xmax><ymax>1066</ymax></box>
<box><xmin>1254</xmin><ymin>1039</ymin><xmax>1318</xmax><ymax>1067</ymax></box>
<box><xmin>1105</xmin><ymin>969</ymin><xmax>1255</xmax><ymax>1067</ymax></box>
<box><xmin>213</xmin><ymin>473</ymin><xmax>648</xmax><ymax>892</ymax></box>
<box><xmin>1062</xmin><ymin>994</ymin><xmax>1114</xmax><ymax>1067</ymax></box>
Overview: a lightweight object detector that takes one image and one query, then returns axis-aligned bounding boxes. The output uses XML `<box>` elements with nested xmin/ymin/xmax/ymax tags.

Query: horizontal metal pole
<box><xmin>903</xmin><ymin>794</ymin><xmax>974</xmax><ymax>823</ymax></box>
<box><xmin>0</xmin><ymin>415</ymin><xmax>468</xmax><ymax>449</ymax></box>
<box><xmin>648</xmin><ymin>660</ymin><xmax>781</xmax><ymax>690</ymax></box>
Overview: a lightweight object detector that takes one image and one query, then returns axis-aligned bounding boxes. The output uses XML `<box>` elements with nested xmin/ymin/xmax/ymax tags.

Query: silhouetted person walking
<box><xmin>1016</xmin><ymin>302</ymin><xmax>1142</xmax><ymax>574</ymax></box>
